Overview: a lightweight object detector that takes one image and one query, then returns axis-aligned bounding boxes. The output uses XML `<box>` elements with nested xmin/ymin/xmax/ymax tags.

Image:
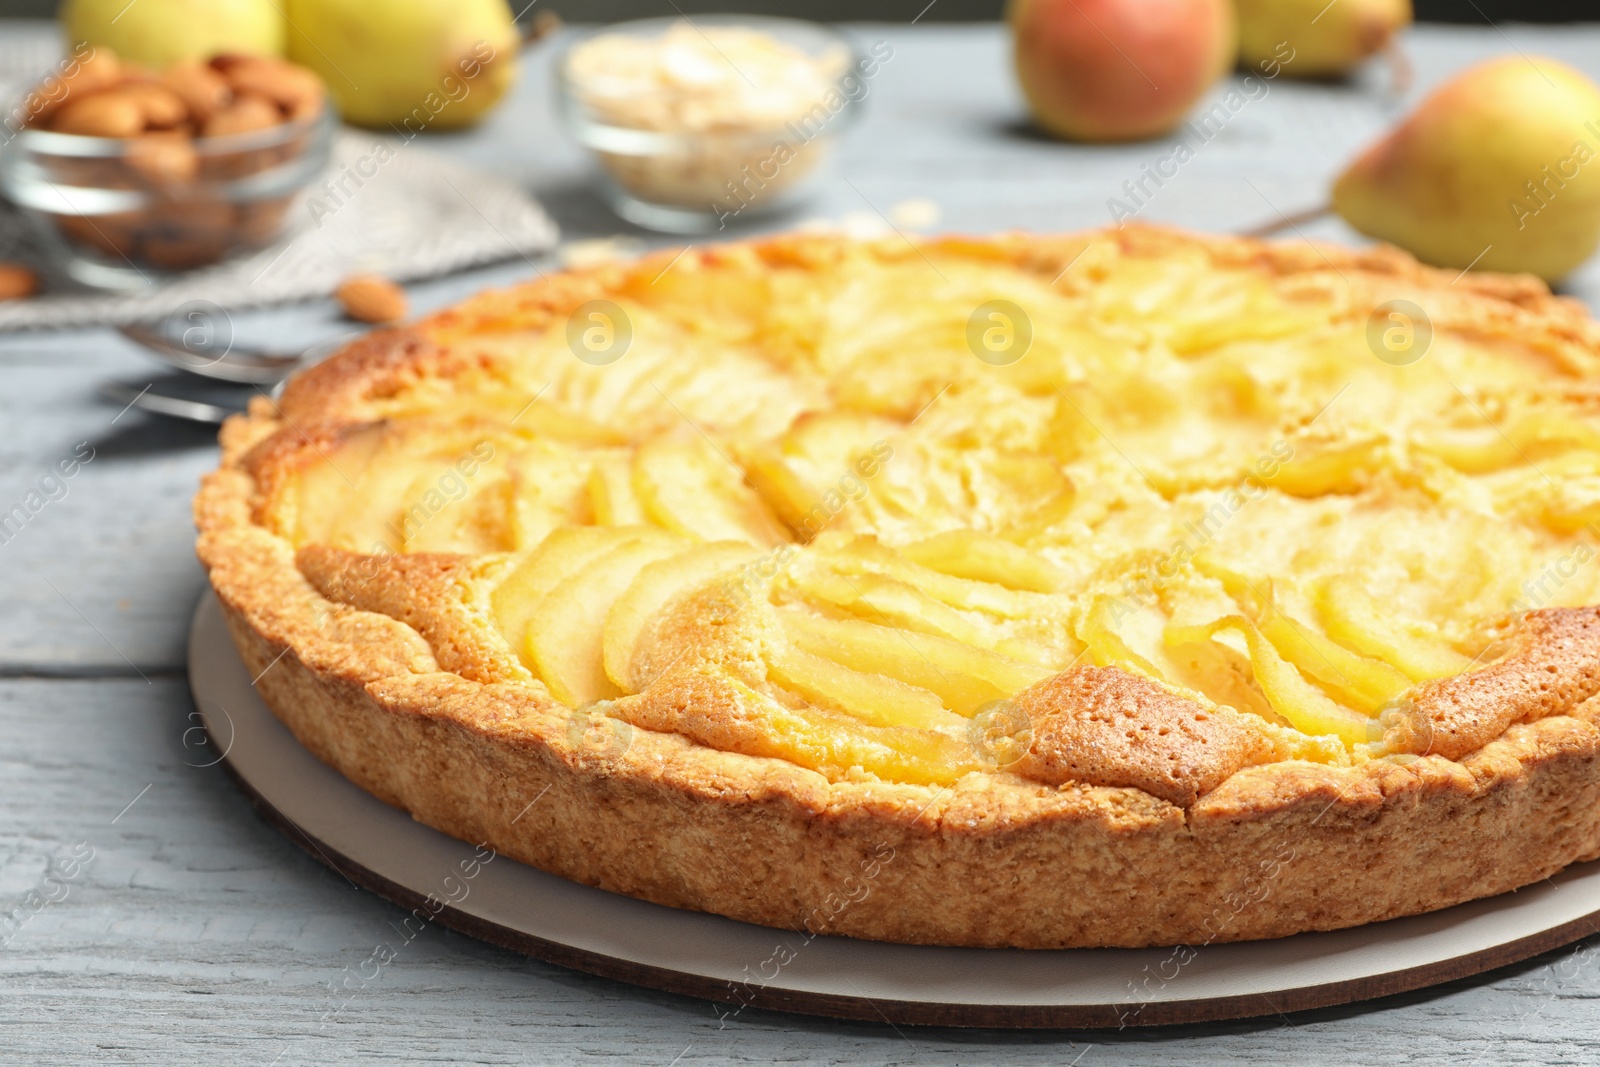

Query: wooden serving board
<box><xmin>189</xmin><ymin>592</ymin><xmax>1600</xmax><ymax>1028</ymax></box>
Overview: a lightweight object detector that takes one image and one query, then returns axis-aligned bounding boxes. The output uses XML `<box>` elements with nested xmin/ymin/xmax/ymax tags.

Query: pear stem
<box><xmin>1237</xmin><ymin>203</ymin><xmax>1335</xmax><ymax>239</ymax></box>
<box><xmin>522</xmin><ymin>10</ymin><xmax>563</xmax><ymax>48</ymax></box>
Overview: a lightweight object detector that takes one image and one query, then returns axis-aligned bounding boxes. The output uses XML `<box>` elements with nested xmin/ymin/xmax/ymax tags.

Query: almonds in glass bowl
<box><xmin>0</xmin><ymin>47</ymin><xmax>336</xmax><ymax>289</ymax></box>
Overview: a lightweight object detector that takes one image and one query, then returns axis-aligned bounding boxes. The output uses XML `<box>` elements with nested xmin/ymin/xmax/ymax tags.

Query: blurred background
<box><xmin>2</xmin><ymin>0</ymin><xmax>1598</xmax><ymax>312</ymax></box>
<box><xmin>0</xmin><ymin>0</ymin><xmax>1593</xmax><ymax>19</ymax></box>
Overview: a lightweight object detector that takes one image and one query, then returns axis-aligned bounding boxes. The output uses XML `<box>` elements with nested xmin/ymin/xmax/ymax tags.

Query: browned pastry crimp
<box><xmin>1012</xmin><ymin>667</ymin><xmax>1274</xmax><ymax>806</ymax></box>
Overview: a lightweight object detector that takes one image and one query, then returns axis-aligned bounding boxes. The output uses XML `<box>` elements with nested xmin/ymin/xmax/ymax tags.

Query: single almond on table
<box><xmin>50</xmin><ymin>91</ymin><xmax>145</xmax><ymax>137</ymax></box>
<box><xmin>202</xmin><ymin>93</ymin><xmax>282</xmax><ymax>138</ymax></box>
<box><xmin>160</xmin><ymin>61</ymin><xmax>232</xmax><ymax>125</ymax></box>
<box><xmin>336</xmin><ymin>275</ymin><xmax>408</xmax><ymax>323</ymax></box>
<box><xmin>0</xmin><ymin>263</ymin><xmax>39</xmax><ymax>301</ymax></box>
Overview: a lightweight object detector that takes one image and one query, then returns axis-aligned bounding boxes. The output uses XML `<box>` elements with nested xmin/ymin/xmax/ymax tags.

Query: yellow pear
<box><xmin>1333</xmin><ymin>55</ymin><xmax>1600</xmax><ymax>282</ymax></box>
<box><xmin>285</xmin><ymin>0</ymin><xmax>519</xmax><ymax>131</ymax></box>
<box><xmin>1235</xmin><ymin>0</ymin><xmax>1410</xmax><ymax>77</ymax></box>
<box><xmin>62</xmin><ymin>0</ymin><xmax>285</xmax><ymax>66</ymax></box>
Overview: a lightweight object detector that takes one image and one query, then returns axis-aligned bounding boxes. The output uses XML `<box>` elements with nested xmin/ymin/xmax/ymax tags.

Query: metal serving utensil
<box><xmin>117</xmin><ymin>324</ymin><xmax>355</xmax><ymax>385</ymax></box>
<box><xmin>118</xmin><ymin>322</ymin><xmax>302</xmax><ymax>384</ymax></box>
<box><xmin>101</xmin><ymin>381</ymin><xmax>243</xmax><ymax>425</ymax></box>
<box><xmin>105</xmin><ymin>331</ymin><xmax>353</xmax><ymax>425</ymax></box>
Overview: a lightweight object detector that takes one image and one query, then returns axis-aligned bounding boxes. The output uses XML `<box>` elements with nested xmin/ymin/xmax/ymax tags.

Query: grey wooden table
<box><xmin>5</xmin><ymin>18</ymin><xmax>1600</xmax><ymax>1066</ymax></box>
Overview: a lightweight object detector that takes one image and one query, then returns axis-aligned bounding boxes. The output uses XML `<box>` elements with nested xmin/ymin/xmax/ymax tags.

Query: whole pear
<box><xmin>1008</xmin><ymin>0</ymin><xmax>1236</xmax><ymax>142</ymax></box>
<box><xmin>1236</xmin><ymin>0</ymin><xmax>1410</xmax><ymax>78</ymax></box>
<box><xmin>62</xmin><ymin>0</ymin><xmax>285</xmax><ymax>67</ymax></box>
<box><xmin>285</xmin><ymin>0</ymin><xmax>519</xmax><ymax>131</ymax></box>
<box><xmin>1333</xmin><ymin>56</ymin><xmax>1600</xmax><ymax>281</ymax></box>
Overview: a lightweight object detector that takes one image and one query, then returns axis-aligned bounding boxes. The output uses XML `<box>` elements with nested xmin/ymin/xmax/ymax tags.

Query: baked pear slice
<box><xmin>633</xmin><ymin>438</ymin><xmax>791</xmax><ymax>547</ymax></box>
<box><xmin>491</xmin><ymin>525</ymin><xmax>655</xmax><ymax>670</ymax></box>
<box><xmin>779</xmin><ymin>609</ymin><xmax>1051</xmax><ymax>716</ymax></box>
<box><xmin>602</xmin><ymin>541</ymin><xmax>762</xmax><ymax>692</ymax></box>
<box><xmin>527</xmin><ymin>529</ymin><xmax>689</xmax><ymax>705</ymax></box>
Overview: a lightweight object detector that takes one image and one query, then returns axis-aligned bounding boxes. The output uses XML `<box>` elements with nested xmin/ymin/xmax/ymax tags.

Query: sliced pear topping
<box><xmin>602</xmin><ymin>541</ymin><xmax>761</xmax><ymax>692</ymax></box>
<box><xmin>811</xmin><ymin>534</ymin><xmax>1057</xmax><ymax>618</ymax></box>
<box><xmin>588</xmin><ymin>454</ymin><xmax>648</xmax><ymax>526</ymax></box>
<box><xmin>778</xmin><ymin>609</ymin><xmax>1050</xmax><ymax>716</ymax></box>
<box><xmin>1165</xmin><ymin>616</ymin><xmax>1374</xmax><ymax>747</ymax></box>
<box><xmin>900</xmin><ymin>529</ymin><xmax>1069</xmax><ymax>592</ymax></box>
<box><xmin>633</xmin><ymin>438</ymin><xmax>791</xmax><ymax>547</ymax></box>
<box><xmin>788</xmin><ymin>565</ymin><xmax>992</xmax><ymax>649</ymax></box>
<box><xmin>739</xmin><ymin>444</ymin><xmax>828</xmax><ymax>538</ymax></box>
<box><xmin>491</xmin><ymin>525</ymin><xmax>655</xmax><ymax>665</ymax></box>
<box><xmin>329</xmin><ymin>439</ymin><xmax>449</xmax><ymax>554</ymax></box>
<box><xmin>396</xmin><ymin>449</ymin><xmax>514</xmax><ymax>555</ymax></box>
<box><xmin>1256</xmin><ymin>609</ymin><xmax>1412</xmax><ymax>714</ymax></box>
<box><xmin>287</xmin><ymin>424</ymin><xmax>384</xmax><ymax>547</ymax></box>
<box><xmin>766</xmin><ymin>645</ymin><xmax>962</xmax><ymax>731</ymax></box>
<box><xmin>527</xmin><ymin>531</ymin><xmax>689</xmax><ymax>705</ymax></box>
<box><xmin>689</xmin><ymin>676</ymin><xmax>977</xmax><ymax>787</ymax></box>
<box><xmin>1414</xmin><ymin>413</ymin><xmax>1600</xmax><ymax>476</ymax></box>
<box><xmin>1266</xmin><ymin>437</ymin><xmax>1386</xmax><ymax>497</ymax></box>
<box><xmin>1316</xmin><ymin>575</ymin><xmax>1476</xmax><ymax>682</ymax></box>
<box><xmin>506</xmin><ymin>444</ymin><xmax>598</xmax><ymax>552</ymax></box>
<box><xmin>1193</xmin><ymin>559</ymin><xmax>1413</xmax><ymax>713</ymax></box>
<box><xmin>1079</xmin><ymin>595</ymin><xmax>1169</xmax><ymax>681</ymax></box>
<box><xmin>268</xmin><ymin>235</ymin><xmax>1600</xmax><ymax>783</ymax></box>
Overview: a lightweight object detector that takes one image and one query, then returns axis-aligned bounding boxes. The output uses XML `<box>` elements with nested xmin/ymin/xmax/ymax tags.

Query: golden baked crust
<box><xmin>196</xmin><ymin>226</ymin><xmax>1600</xmax><ymax>948</ymax></box>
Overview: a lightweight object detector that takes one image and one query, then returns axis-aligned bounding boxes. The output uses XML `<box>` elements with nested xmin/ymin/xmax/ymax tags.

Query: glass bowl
<box><xmin>555</xmin><ymin>16</ymin><xmax>870</xmax><ymax>234</ymax></box>
<box><xmin>0</xmin><ymin>104</ymin><xmax>336</xmax><ymax>291</ymax></box>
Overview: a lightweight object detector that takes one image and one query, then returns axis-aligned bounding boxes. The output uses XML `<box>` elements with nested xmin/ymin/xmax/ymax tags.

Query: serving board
<box><xmin>189</xmin><ymin>591</ymin><xmax>1600</xmax><ymax>1028</ymax></box>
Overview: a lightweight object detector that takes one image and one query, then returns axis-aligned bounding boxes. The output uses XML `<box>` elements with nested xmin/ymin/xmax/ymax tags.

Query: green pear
<box><xmin>1334</xmin><ymin>56</ymin><xmax>1600</xmax><ymax>281</ymax></box>
<box><xmin>285</xmin><ymin>0</ymin><xmax>519</xmax><ymax>131</ymax></box>
<box><xmin>62</xmin><ymin>0</ymin><xmax>285</xmax><ymax>67</ymax></box>
<box><xmin>1236</xmin><ymin>0</ymin><xmax>1410</xmax><ymax>78</ymax></box>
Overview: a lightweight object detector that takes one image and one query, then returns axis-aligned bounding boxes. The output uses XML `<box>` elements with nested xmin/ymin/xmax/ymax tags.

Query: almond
<box><xmin>53</xmin><ymin>214</ymin><xmax>139</xmax><ymax>259</ymax></box>
<box><xmin>235</xmin><ymin>197</ymin><xmax>292</xmax><ymax>243</ymax></box>
<box><xmin>221</xmin><ymin>57</ymin><xmax>324</xmax><ymax>118</ymax></box>
<box><xmin>120</xmin><ymin>82</ymin><xmax>190</xmax><ymax>129</ymax></box>
<box><xmin>202</xmin><ymin>93</ymin><xmax>282</xmax><ymax>138</ymax></box>
<box><xmin>160</xmin><ymin>60</ymin><xmax>232</xmax><ymax>125</ymax></box>
<box><xmin>0</xmin><ymin>263</ymin><xmax>38</xmax><ymax>301</ymax></box>
<box><xmin>336</xmin><ymin>275</ymin><xmax>408</xmax><ymax>324</ymax></box>
<box><xmin>21</xmin><ymin>48</ymin><xmax>122</xmax><ymax>126</ymax></box>
<box><xmin>126</xmin><ymin>132</ymin><xmax>200</xmax><ymax>184</ymax></box>
<box><xmin>285</xmin><ymin>92</ymin><xmax>325</xmax><ymax>123</ymax></box>
<box><xmin>140</xmin><ymin>226</ymin><xmax>233</xmax><ymax>270</ymax></box>
<box><xmin>50</xmin><ymin>90</ymin><xmax>145</xmax><ymax>137</ymax></box>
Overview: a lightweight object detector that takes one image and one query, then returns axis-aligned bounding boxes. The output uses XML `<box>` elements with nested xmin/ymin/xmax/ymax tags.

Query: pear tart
<box><xmin>197</xmin><ymin>227</ymin><xmax>1600</xmax><ymax>948</ymax></box>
